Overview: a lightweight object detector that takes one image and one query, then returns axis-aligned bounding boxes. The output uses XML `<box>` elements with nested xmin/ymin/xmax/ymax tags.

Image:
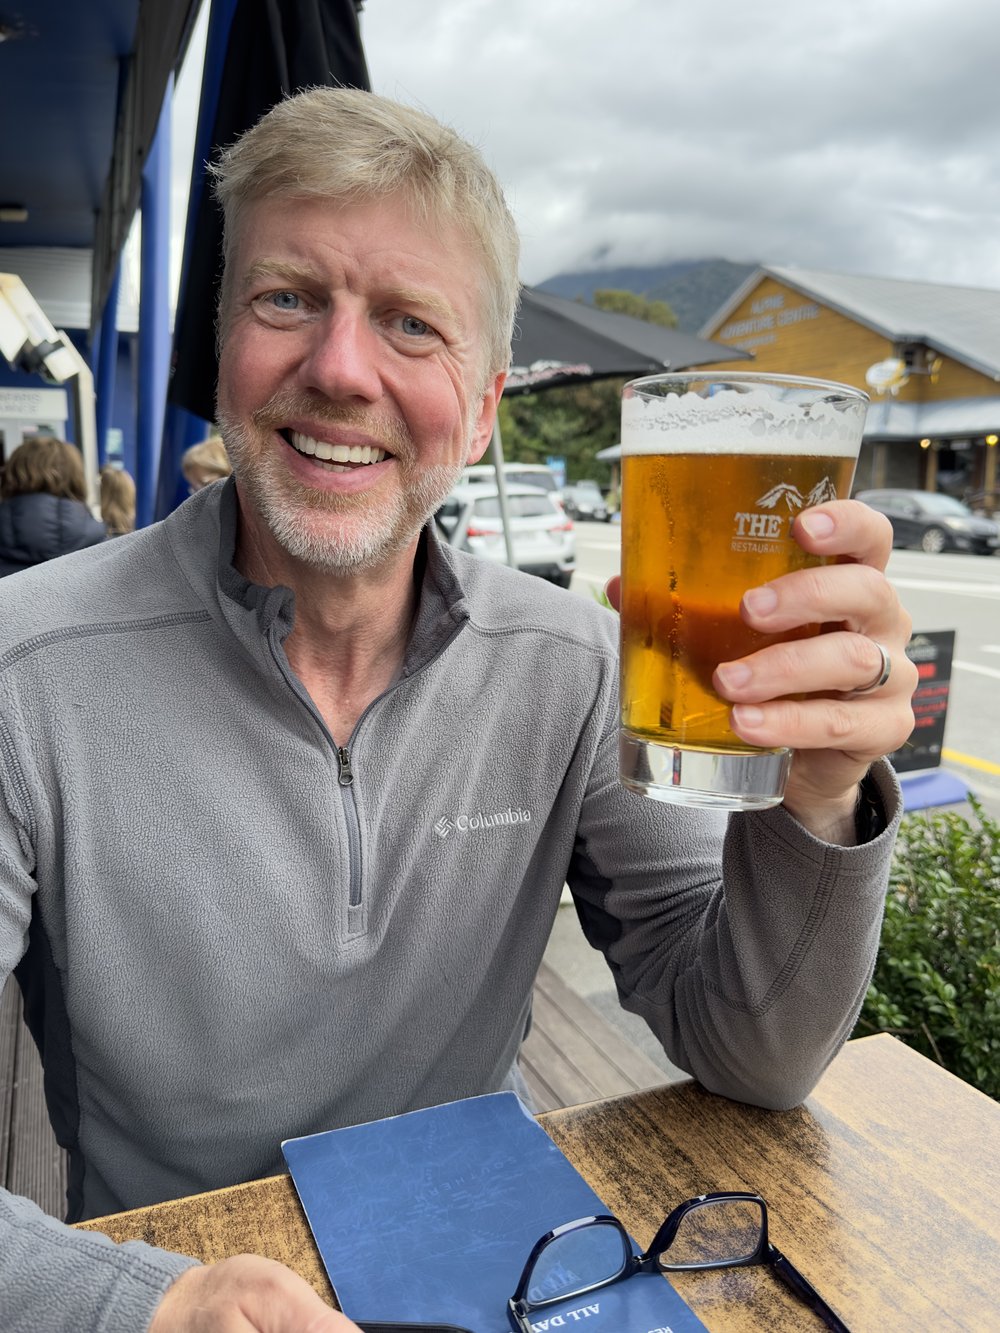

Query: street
<box><xmin>569</xmin><ymin>522</ymin><xmax>1000</xmax><ymax>819</ymax></box>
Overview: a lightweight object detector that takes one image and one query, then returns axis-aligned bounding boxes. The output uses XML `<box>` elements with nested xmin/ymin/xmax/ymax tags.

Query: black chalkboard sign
<box><xmin>888</xmin><ymin>631</ymin><xmax>955</xmax><ymax>774</ymax></box>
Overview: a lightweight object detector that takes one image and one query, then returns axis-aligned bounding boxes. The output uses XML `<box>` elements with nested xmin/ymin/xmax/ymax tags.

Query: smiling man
<box><xmin>0</xmin><ymin>90</ymin><xmax>917</xmax><ymax>1333</ymax></box>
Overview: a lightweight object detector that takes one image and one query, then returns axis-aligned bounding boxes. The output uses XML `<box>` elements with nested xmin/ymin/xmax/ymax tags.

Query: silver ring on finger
<box><xmin>851</xmin><ymin>640</ymin><xmax>892</xmax><ymax>696</ymax></box>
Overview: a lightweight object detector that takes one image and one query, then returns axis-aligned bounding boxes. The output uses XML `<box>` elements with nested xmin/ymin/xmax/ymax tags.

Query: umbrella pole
<box><xmin>489</xmin><ymin>418</ymin><xmax>518</xmax><ymax>568</ymax></box>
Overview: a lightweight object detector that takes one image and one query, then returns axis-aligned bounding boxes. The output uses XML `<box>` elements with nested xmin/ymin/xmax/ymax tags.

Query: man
<box><xmin>0</xmin><ymin>89</ymin><xmax>915</xmax><ymax>1332</ymax></box>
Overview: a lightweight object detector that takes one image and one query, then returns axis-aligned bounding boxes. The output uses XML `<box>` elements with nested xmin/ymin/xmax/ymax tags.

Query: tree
<box><xmin>592</xmin><ymin>288</ymin><xmax>678</xmax><ymax>328</ymax></box>
<box><xmin>498</xmin><ymin>378</ymin><xmax>625</xmax><ymax>486</ymax></box>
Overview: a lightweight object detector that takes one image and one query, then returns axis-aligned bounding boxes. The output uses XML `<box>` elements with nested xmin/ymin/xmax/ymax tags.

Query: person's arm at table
<box><xmin>0</xmin><ymin>1188</ymin><xmax>360</xmax><ymax>1333</ymax></box>
<box><xmin>148</xmin><ymin>1256</ymin><xmax>362</xmax><ymax>1332</ymax></box>
<box><xmin>0</xmin><ymin>810</ymin><xmax>360</xmax><ymax>1333</ymax></box>
<box><xmin>568</xmin><ymin>741</ymin><xmax>902</xmax><ymax>1110</ymax></box>
<box><xmin>569</xmin><ymin>500</ymin><xmax>914</xmax><ymax>1109</ymax></box>
<box><xmin>0</xmin><ymin>1186</ymin><xmax>198</xmax><ymax>1332</ymax></box>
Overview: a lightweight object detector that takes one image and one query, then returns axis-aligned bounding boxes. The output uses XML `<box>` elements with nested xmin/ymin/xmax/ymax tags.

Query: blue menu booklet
<box><xmin>282</xmin><ymin>1091</ymin><xmax>706</xmax><ymax>1333</ymax></box>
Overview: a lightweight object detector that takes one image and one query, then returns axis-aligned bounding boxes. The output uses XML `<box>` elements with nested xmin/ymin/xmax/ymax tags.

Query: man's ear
<box><xmin>465</xmin><ymin>371</ymin><xmax>507</xmax><ymax>465</ymax></box>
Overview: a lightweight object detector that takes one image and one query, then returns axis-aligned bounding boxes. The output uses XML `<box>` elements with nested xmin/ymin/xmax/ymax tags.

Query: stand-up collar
<box><xmin>173</xmin><ymin>478</ymin><xmax>472</xmax><ymax>671</ymax></box>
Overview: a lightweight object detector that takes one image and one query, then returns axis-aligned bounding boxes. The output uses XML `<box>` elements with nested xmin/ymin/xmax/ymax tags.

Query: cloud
<box><xmin>361</xmin><ymin>0</ymin><xmax>1000</xmax><ymax>290</ymax></box>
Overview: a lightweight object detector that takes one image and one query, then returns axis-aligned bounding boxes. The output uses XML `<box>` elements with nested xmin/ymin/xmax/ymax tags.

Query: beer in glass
<box><xmin>619</xmin><ymin>372</ymin><xmax>868</xmax><ymax>809</ymax></box>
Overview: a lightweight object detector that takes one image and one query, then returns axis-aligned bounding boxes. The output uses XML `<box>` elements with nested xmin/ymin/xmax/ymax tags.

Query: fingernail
<box><xmin>743</xmin><ymin>585</ymin><xmax>778</xmax><ymax>616</ymax></box>
<box><xmin>733</xmin><ymin>704</ymin><xmax>765</xmax><ymax>728</ymax></box>
<box><xmin>799</xmin><ymin>511</ymin><xmax>835</xmax><ymax>539</ymax></box>
<box><xmin>716</xmin><ymin>662</ymin><xmax>751</xmax><ymax>690</ymax></box>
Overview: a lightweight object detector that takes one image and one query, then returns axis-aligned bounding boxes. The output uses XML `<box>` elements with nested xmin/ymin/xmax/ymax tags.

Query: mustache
<box><xmin>248</xmin><ymin>390</ymin><xmax>414</xmax><ymax>460</ymax></box>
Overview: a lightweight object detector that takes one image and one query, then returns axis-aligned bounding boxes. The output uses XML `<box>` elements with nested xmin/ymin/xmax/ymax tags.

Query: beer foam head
<box><xmin>621</xmin><ymin>377</ymin><xmax>867</xmax><ymax>456</ymax></box>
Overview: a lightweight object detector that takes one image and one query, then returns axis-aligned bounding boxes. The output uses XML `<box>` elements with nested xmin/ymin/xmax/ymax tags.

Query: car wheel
<box><xmin>920</xmin><ymin>526</ymin><xmax>948</xmax><ymax>554</ymax></box>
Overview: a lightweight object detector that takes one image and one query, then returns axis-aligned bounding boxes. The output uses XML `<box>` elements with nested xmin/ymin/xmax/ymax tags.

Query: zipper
<box><xmin>266</xmin><ymin>628</ymin><xmax>365</xmax><ymax>908</ymax></box>
<box><xmin>265</xmin><ymin>610</ymin><xmax>469</xmax><ymax>915</ymax></box>
<box><xmin>336</xmin><ymin>743</ymin><xmax>363</xmax><ymax>907</ymax></box>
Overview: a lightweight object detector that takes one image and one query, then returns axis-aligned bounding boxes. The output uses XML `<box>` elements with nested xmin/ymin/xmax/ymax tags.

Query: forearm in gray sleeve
<box><xmin>0</xmin><ymin>1187</ymin><xmax>199</xmax><ymax>1333</ymax></box>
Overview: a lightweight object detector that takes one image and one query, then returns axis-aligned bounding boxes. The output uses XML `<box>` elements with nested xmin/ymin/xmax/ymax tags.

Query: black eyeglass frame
<box><xmin>507</xmin><ymin>1191</ymin><xmax>850</xmax><ymax>1333</ymax></box>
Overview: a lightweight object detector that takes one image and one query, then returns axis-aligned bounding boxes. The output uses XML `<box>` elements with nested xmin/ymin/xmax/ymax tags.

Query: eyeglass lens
<box><xmin>659</xmin><ymin>1197</ymin><xmax>764</xmax><ymax>1268</ymax></box>
<box><xmin>526</xmin><ymin>1220</ymin><xmax>630</xmax><ymax>1303</ymax></box>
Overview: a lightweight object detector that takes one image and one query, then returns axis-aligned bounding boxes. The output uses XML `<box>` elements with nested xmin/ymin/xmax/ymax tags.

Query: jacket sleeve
<box><xmin>0</xmin><ymin>742</ymin><xmax>199</xmax><ymax>1331</ymax></box>
<box><xmin>567</xmin><ymin>715</ymin><xmax>900</xmax><ymax>1110</ymax></box>
<box><xmin>0</xmin><ymin>1188</ymin><xmax>198</xmax><ymax>1333</ymax></box>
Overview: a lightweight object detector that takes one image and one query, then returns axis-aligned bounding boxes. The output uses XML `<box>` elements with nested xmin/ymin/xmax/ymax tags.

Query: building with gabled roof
<box><xmin>699</xmin><ymin>266</ymin><xmax>1000</xmax><ymax>506</ymax></box>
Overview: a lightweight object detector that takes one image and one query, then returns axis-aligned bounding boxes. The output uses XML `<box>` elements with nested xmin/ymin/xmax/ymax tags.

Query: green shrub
<box><xmin>854</xmin><ymin>795</ymin><xmax>1000</xmax><ymax>1099</ymax></box>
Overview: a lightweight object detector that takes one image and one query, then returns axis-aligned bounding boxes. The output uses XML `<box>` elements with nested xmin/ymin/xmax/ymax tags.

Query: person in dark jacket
<box><xmin>0</xmin><ymin>435</ymin><xmax>106</xmax><ymax>576</ymax></box>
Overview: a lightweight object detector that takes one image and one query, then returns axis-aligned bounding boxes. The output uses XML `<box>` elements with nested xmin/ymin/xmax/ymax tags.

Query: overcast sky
<box><xmin>355</xmin><ymin>0</ymin><xmax>1000</xmax><ymax>291</ymax></box>
<box><xmin>165</xmin><ymin>0</ymin><xmax>999</xmax><ymax>301</ymax></box>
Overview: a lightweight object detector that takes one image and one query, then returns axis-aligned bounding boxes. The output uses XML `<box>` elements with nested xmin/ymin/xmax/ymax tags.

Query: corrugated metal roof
<box><xmin>702</xmin><ymin>265</ymin><xmax>1000</xmax><ymax>382</ymax></box>
<box><xmin>755</xmin><ymin>266</ymin><xmax>1000</xmax><ymax>381</ymax></box>
<box><xmin>864</xmin><ymin>395</ymin><xmax>1000</xmax><ymax>439</ymax></box>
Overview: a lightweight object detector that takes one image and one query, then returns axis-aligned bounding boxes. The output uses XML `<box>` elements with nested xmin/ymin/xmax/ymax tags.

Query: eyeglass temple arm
<box><xmin>767</xmin><ymin>1245</ymin><xmax>852</xmax><ymax>1333</ymax></box>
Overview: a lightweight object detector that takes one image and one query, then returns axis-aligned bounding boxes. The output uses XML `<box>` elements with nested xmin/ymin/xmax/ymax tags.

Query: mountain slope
<box><xmin>537</xmin><ymin>258</ymin><xmax>757</xmax><ymax>333</ymax></box>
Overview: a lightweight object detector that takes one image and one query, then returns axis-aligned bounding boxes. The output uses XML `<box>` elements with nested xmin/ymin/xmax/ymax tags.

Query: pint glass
<box><xmin>618</xmin><ymin>372</ymin><xmax>868</xmax><ymax>809</ymax></box>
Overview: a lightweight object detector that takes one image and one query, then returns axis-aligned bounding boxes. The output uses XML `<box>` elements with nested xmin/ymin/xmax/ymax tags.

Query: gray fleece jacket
<box><xmin>0</xmin><ymin>479</ymin><xmax>900</xmax><ymax>1331</ymax></box>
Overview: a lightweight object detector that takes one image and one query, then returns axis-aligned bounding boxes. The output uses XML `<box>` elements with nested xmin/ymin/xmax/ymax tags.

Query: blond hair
<box><xmin>209</xmin><ymin>87</ymin><xmax>520</xmax><ymax>379</ymax></box>
<box><xmin>99</xmin><ymin>464</ymin><xmax>136</xmax><ymax>535</ymax></box>
<box><xmin>2</xmin><ymin>435</ymin><xmax>86</xmax><ymax>502</ymax></box>
<box><xmin>181</xmin><ymin>436</ymin><xmax>232</xmax><ymax>485</ymax></box>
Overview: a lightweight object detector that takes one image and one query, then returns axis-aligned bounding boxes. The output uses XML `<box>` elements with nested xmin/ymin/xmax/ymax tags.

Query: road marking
<box><xmin>943</xmin><ymin>748</ymin><xmax>1000</xmax><ymax>777</ymax></box>
<box><xmin>954</xmin><ymin>659</ymin><xmax>1000</xmax><ymax>681</ymax></box>
<box><xmin>890</xmin><ymin>576</ymin><xmax>1000</xmax><ymax>599</ymax></box>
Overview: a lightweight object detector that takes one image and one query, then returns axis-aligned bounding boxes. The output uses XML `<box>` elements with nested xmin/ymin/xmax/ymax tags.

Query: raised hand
<box><xmin>607</xmin><ymin>499</ymin><xmax>917</xmax><ymax>841</ymax></box>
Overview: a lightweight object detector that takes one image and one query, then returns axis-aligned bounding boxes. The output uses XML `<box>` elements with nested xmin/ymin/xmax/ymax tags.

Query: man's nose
<box><xmin>297</xmin><ymin>308</ymin><xmax>382</xmax><ymax>403</ymax></box>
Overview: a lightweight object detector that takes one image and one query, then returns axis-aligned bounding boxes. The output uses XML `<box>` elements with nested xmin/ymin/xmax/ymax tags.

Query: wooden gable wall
<box><xmin>700</xmin><ymin>275</ymin><xmax>997</xmax><ymax>402</ymax></box>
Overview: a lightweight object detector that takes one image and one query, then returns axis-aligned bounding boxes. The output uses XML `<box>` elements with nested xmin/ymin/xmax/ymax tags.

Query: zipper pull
<box><xmin>337</xmin><ymin>746</ymin><xmax>354</xmax><ymax>787</ymax></box>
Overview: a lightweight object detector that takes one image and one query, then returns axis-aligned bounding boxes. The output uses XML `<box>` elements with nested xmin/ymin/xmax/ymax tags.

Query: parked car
<box><xmin>558</xmin><ymin>480</ymin><xmax>611</xmax><ymax>522</ymax></box>
<box><xmin>461</xmin><ymin>462</ymin><xmax>562</xmax><ymax>501</ymax></box>
<box><xmin>435</xmin><ymin>483</ymin><xmax>575</xmax><ymax>587</ymax></box>
<box><xmin>855</xmin><ymin>488</ymin><xmax>1000</xmax><ymax>555</ymax></box>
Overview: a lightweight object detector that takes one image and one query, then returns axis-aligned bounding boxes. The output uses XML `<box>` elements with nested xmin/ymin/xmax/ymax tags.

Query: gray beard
<box><xmin>217</xmin><ymin>410</ymin><xmax>468</xmax><ymax>575</ymax></box>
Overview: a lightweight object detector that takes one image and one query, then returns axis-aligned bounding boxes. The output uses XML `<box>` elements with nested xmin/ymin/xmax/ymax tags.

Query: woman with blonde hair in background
<box><xmin>0</xmin><ymin>435</ymin><xmax>106</xmax><ymax>577</ymax></box>
<box><xmin>99</xmin><ymin>463</ymin><xmax>136</xmax><ymax>536</ymax></box>
<box><xmin>181</xmin><ymin>435</ymin><xmax>231</xmax><ymax>492</ymax></box>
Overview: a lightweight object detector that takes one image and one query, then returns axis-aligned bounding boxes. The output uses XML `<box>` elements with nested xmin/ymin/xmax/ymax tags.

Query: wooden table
<box><xmin>77</xmin><ymin>1035</ymin><xmax>1000</xmax><ymax>1331</ymax></box>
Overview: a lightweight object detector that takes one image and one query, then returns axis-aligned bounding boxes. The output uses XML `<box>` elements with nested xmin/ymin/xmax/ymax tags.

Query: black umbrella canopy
<box><xmin>506</xmin><ymin>286</ymin><xmax>751</xmax><ymax>395</ymax></box>
<box><xmin>169</xmin><ymin>0</ymin><xmax>370</xmax><ymax>423</ymax></box>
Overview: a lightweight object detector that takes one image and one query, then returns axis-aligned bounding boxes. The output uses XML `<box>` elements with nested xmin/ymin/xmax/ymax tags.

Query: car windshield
<box><xmin>473</xmin><ymin>494</ymin><xmax>557</xmax><ymax>519</ymax></box>
<box><xmin>506</xmin><ymin>470</ymin><xmax>557</xmax><ymax>492</ymax></box>
<box><xmin>919</xmin><ymin>493</ymin><xmax>973</xmax><ymax>516</ymax></box>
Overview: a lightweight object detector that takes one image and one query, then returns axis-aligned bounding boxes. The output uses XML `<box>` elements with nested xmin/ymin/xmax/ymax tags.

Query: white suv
<box><xmin>435</xmin><ymin>483</ymin><xmax>575</xmax><ymax>588</ymax></box>
<box><xmin>461</xmin><ymin>462</ymin><xmax>562</xmax><ymax>500</ymax></box>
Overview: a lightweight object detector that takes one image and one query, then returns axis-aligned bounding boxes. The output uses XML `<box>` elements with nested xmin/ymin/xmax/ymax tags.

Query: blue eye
<box><xmin>270</xmin><ymin>291</ymin><xmax>300</xmax><ymax>310</ymax></box>
<box><xmin>401</xmin><ymin>314</ymin><xmax>430</xmax><ymax>336</ymax></box>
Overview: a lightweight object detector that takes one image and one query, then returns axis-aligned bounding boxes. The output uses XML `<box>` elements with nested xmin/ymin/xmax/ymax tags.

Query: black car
<box><xmin>855</xmin><ymin>489</ymin><xmax>1000</xmax><ymax>555</ymax></box>
<box><xmin>557</xmin><ymin>481</ymin><xmax>611</xmax><ymax>522</ymax></box>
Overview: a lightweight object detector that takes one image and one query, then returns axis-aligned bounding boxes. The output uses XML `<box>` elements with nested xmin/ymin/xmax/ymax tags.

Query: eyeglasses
<box><xmin>508</xmin><ymin>1191</ymin><xmax>851</xmax><ymax>1333</ymax></box>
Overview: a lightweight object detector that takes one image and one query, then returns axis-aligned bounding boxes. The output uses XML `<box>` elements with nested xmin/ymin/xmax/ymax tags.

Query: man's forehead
<box><xmin>231</xmin><ymin>195</ymin><xmax>484</xmax><ymax>324</ymax></box>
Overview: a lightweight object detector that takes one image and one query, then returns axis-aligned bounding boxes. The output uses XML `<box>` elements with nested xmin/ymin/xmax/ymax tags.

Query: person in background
<box><xmin>180</xmin><ymin>435</ymin><xmax>232</xmax><ymax>492</ymax></box>
<box><xmin>99</xmin><ymin>464</ymin><xmax>136</xmax><ymax>537</ymax></box>
<box><xmin>0</xmin><ymin>434</ymin><xmax>106</xmax><ymax>577</ymax></box>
